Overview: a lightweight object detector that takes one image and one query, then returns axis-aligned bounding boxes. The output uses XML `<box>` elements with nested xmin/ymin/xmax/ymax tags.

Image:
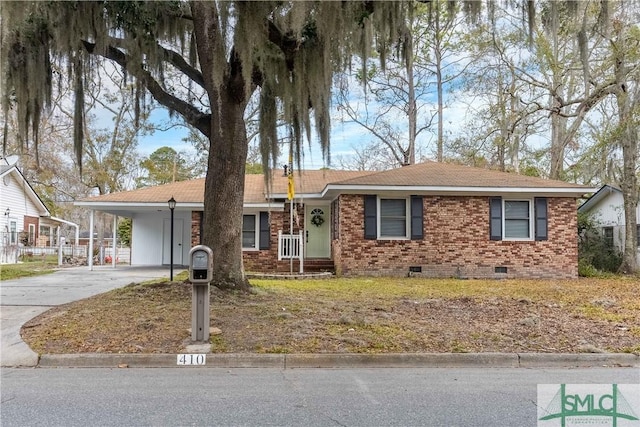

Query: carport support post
<box><xmin>191</xmin><ymin>283</ymin><xmax>210</xmax><ymax>342</ymax></box>
<box><xmin>112</xmin><ymin>215</ymin><xmax>117</xmax><ymax>268</ymax></box>
<box><xmin>88</xmin><ymin>209</ymin><xmax>94</xmax><ymax>271</ymax></box>
<box><xmin>57</xmin><ymin>225</ymin><xmax>63</xmax><ymax>266</ymax></box>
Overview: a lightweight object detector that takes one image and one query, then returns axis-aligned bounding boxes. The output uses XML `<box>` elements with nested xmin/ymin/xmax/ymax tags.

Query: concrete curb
<box><xmin>517</xmin><ymin>353</ymin><xmax>640</xmax><ymax>368</ymax></box>
<box><xmin>36</xmin><ymin>352</ymin><xmax>639</xmax><ymax>369</ymax></box>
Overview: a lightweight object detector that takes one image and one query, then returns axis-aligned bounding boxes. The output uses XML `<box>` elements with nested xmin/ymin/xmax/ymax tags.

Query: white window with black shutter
<box><xmin>489</xmin><ymin>197</ymin><xmax>548</xmax><ymax>242</ymax></box>
<box><xmin>379</xmin><ymin>198</ymin><xmax>409</xmax><ymax>239</ymax></box>
<box><xmin>364</xmin><ymin>195</ymin><xmax>423</xmax><ymax>240</ymax></box>
<box><xmin>242</xmin><ymin>212</ymin><xmax>270</xmax><ymax>250</ymax></box>
<box><xmin>242</xmin><ymin>214</ymin><xmax>257</xmax><ymax>249</ymax></box>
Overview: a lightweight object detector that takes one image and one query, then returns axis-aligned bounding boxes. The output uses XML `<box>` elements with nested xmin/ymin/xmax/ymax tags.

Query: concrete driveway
<box><xmin>1</xmin><ymin>266</ymin><xmax>177</xmax><ymax>367</ymax></box>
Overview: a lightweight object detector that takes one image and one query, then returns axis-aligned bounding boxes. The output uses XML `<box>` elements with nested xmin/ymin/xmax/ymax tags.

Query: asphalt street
<box><xmin>0</xmin><ymin>266</ymin><xmax>174</xmax><ymax>367</ymax></box>
<box><xmin>2</xmin><ymin>366</ymin><xmax>638</xmax><ymax>426</ymax></box>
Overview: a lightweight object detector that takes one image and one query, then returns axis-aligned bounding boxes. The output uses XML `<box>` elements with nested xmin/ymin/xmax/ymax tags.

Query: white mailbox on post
<box><xmin>189</xmin><ymin>245</ymin><xmax>213</xmax><ymax>284</ymax></box>
<box><xmin>188</xmin><ymin>245</ymin><xmax>213</xmax><ymax>342</ymax></box>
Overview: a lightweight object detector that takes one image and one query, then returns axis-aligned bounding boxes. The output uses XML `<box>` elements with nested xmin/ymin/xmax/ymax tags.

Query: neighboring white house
<box><xmin>578</xmin><ymin>184</ymin><xmax>640</xmax><ymax>264</ymax></box>
<box><xmin>0</xmin><ymin>157</ymin><xmax>79</xmax><ymax>264</ymax></box>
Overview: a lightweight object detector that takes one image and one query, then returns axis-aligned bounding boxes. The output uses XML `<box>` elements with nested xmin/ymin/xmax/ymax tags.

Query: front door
<box><xmin>163</xmin><ymin>218</ymin><xmax>184</xmax><ymax>265</ymax></box>
<box><xmin>305</xmin><ymin>205</ymin><xmax>330</xmax><ymax>258</ymax></box>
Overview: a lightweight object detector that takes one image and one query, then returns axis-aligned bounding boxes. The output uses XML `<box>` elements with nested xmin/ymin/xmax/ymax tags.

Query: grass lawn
<box><xmin>22</xmin><ymin>274</ymin><xmax>640</xmax><ymax>355</ymax></box>
<box><xmin>0</xmin><ymin>255</ymin><xmax>59</xmax><ymax>281</ymax></box>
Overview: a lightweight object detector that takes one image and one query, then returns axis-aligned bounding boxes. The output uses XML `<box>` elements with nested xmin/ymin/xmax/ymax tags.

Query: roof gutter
<box><xmin>322</xmin><ymin>185</ymin><xmax>598</xmax><ymax>198</ymax></box>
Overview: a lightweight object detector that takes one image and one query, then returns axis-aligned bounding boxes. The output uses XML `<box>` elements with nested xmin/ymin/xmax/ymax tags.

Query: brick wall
<box><xmin>334</xmin><ymin>194</ymin><xmax>578</xmax><ymax>279</ymax></box>
<box><xmin>243</xmin><ymin>204</ymin><xmax>309</xmax><ymax>273</ymax></box>
<box><xmin>192</xmin><ymin>208</ymin><xmax>303</xmax><ymax>273</ymax></box>
<box><xmin>23</xmin><ymin>216</ymin><xmax>39</xmax><ymax>244</ymax></box>
<box><xmin>191</xmin><ymin>211</ymin><xmax>202</xmax><ymax>247</ymax></box>
<box><xmin>243</xmin><ymin>209</ymin><xmax>284</xmax><ymax>272</ymax></box>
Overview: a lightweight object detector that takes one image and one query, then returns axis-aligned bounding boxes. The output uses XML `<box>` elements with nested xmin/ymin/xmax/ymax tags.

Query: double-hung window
<box><xmin>242</xmin><ymin>214</ymin><xmax>257</xmax><ymax>249</ymax></box>
<box><xmin>379</xmin><ymin>199</ymin><xmax>408</xmax><ymax>238</ymax></box>
<box><xmin>504</xmin><ymin>200</ymin><xmax>531</xmax><ymax>239</ymax></box>
<box><xmin>9</xmin><ymin>221</ymin><xmax>17</xmax><ymax>245</ymax></box>
<box><xmin>490</xmin><ymin>197</ymin><xmax>547</xmax><ymax>241</ymax></box>
<box><xmin>242</xmin><ymin>212</ymin><xmax>270</xmax><ymax>250</ymax></box>
<box><xmin>364</xmin><ymin>195</ymin><xmax>423</xmax><ymax>240</ymax></box>
<box><xmin>603</xmin><ymin>227</ymin><xmax>614</xmax><ymax>248</ymax></box>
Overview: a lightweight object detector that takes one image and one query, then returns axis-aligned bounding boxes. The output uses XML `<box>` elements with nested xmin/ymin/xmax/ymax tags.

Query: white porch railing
<box><xmin>277</xmin><ymin>230</ymin><xmax>304</xmax><ymax>273</ymax></box>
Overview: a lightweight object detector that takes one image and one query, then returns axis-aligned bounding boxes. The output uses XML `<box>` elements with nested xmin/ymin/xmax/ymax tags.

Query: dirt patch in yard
<box><xmin>21</xmin><ymin>276</ymin><xmax>640</xmax><ymax>355</ymax></box>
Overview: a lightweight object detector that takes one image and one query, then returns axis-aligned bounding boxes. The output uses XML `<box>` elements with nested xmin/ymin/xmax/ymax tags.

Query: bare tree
<box><xmin>608</xmin><ymin>8</ymin><xmax>639</xmax><ymax>273</ymax></box>
<box><xmin>334</xmin><ymin>2</ymin><xmax>446</xmax><ymax>167</ymax></box>
<box><xmin>420</xmin><ymin>0</ymin><xmax>474</xmax><ymax>162</ymax></box>
<box><xmin>335</xmin><ymin>141</ymin><xmax>400</xmax><ymax>171</ymax></box>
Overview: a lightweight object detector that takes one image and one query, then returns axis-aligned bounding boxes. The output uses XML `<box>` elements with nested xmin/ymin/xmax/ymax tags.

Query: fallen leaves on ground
<box><xmin>21</xmin><ymin>276</ymin><xmax>640</xmax><ymax>355</ymax></box>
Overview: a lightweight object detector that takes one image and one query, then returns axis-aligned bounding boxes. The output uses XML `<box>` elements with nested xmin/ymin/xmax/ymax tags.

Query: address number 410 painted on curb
<box><xmin>177</xmin><ymin>354</ymin><xmax>206</xmax><ymax>366</ymax></box>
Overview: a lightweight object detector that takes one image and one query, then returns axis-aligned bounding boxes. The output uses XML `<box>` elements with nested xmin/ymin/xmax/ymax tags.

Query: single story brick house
<box><xmin>75</xmin><ymin>161</ymin><xmax>595</xmax><ymax>279</ymax></box>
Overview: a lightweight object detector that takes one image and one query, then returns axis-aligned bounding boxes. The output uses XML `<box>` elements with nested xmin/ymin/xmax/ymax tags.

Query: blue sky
<box><xmin>136</xmin><ymin>107</ymin><xmax>383</xmax><ymax>171</ymax></box>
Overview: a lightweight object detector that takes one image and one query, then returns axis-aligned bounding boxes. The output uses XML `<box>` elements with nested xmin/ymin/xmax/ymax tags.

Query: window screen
<box><xmin>380</xmin><ymin>199</ymin><xmax>407</xmax><ymax>238</ymax></box>
<box><xmin>242</xmin><ymin>215</ymin><xmax>256</xmax><ymax>248</ymax></box>
<box><xmin>504</xmin><ymin>200</ymin><xmax>530</xmax><ymax>239</ymax></box>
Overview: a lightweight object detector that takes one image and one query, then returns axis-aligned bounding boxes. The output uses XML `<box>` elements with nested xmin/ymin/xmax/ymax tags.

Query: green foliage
<box><xmin>137</xmin><ymin>146</ymin><xmax>194</xmax><ymax>187</ymax></box>
<box><xmin>245</xmin><ymin>163</ymin><xmax>263</xmax><ymax>174</ymax></box>
<box><xmin>519</xmin><ymin>165</ymin><xmax>541</xmax><ymax>177</ymax></box>
<box><xmin>117</xmin><ymin>218</ymin><xmax>132</xmax><ymax>247</ymax></box>
<box><xmin>578</xmin><ymin>212</ymin><xmax>623</xmax><ymax>275</ymax></box>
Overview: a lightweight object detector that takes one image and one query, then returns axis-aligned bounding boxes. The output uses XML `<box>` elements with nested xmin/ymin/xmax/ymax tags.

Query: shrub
<box><xmin>578</xmin><ymin>213</ymin><xmax>622</xmax><ymax>275</ymax></box>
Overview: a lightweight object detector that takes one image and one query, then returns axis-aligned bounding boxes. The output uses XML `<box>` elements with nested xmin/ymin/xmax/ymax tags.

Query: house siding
<box><xmin>131</xmin><ymin>211</ymin><xmax>190</xmax><ymax>266</ymax></box>
<box><xmin>333</xmin><ymin>194</ymin><xmax>578</xmax><ymax>279</ymax></box>
<box><xmin>1</xmin><ymin>173</ymin><xmax>46</xmax><ymax>236</ymax></box>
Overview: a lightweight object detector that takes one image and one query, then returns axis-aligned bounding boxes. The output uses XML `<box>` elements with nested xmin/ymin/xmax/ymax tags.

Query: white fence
<box><xmin>3</xmin><ymin>245</ymin><xmax>131</xmax><ymax>265</ymax></box>
<box><xmin>20</xmin><ymin>246</ymin><xmax>87</xmax><ymax>258</ymax></box>
<box><xmin>277</xmin><ymin>230</ymin><xmax>304</xmax><ymax>273</ymax></box>
<box><xmin>277</xmin><ymin>230</ymin><xmax>303</xmax><ymax>260</ymax></box>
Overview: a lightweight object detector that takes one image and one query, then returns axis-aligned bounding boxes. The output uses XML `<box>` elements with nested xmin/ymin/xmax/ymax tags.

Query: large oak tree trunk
<box><xmin>192</xmin><ymin>2</ymin><xmax>251</xmax><ymax>290</ymax></box>
<box><xmin>204</xmin><ymin>98</ymin><xmax>250</xmax><ymax>290</ymax></box>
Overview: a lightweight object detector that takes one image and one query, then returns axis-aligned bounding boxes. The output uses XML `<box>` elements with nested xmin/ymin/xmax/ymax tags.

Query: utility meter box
<box><xmin>189</xmin><ymin>245</ymin><xmax>213</xmax><ymax>284</ymax></box>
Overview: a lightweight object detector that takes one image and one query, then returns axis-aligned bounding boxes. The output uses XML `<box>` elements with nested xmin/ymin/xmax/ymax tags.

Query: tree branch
<box><xmin>267</xmin><ymin>21</ymin><xmax>300</xmax><ymax>72</ymax></box>
<box><xmin>81</xmin><ymin>40</ymin><xmax>211</xmax><ymax>138</ymax></box>
<box><xmin>157</xmin><ymin>44</ymin><xmax>205</xmax><ymax>89</ymax></box>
